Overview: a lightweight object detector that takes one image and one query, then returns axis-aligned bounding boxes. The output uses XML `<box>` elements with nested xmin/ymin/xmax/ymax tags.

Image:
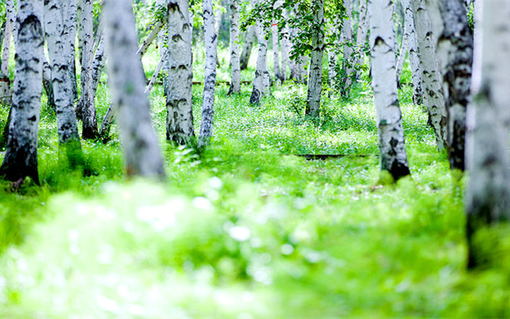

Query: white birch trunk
<box><xmin>250</xmin><ymin>13</ymin><xmax>270</xmax><ymax>105</ymax></box>
<box><xmin>145</xmin><ymin>48</ymin><xmax>169</xmax><ymax>95</ymax></box>
<box><xmin>137</xmin><ymin>19</ymin><xmax>166</xmax><ymax>57</ymax></box>
<box><xmin>103</xmin><ymin>0</ymin><xmax>166</xmax><ymax>178</ymax></box>
<box><xmin>402</xmin><ymin>0</ymin><xmax>423</xmax><ymax>105</ymax></box>
<box><xmin>305</xmin><ymin>0</ymin><xmax>324</xmax><ymax>117</ymax></box>
<box><xmin>465</xmin><ymin>0</ymin><xmax>510</xmax><ymax>268</ymax></box>
<box><xmin>328</xmin><ymin>20</ymin><xmax>340</xmax><ymax>92</ymax></box>
<box><xmin>431</xmin><ymin>0</ymin><xmax>473</xmax><ymax>171</ymax></box>
<box><xmin>369</xmin><ymin>0</ymin><xmax>410</xmax><ymax>181</ymax></box>
<box><xmin>78</xmin><ymin>0</ymin><xmax>98</xmax><ymax>139</ymax></box>
<box><xmin>395</xmin><ymin>37</ymin><xmax>408</xmax><ymax>83</ymax></box>
<box><xmin>280</xmin><ymin>8</ymin><xmax>291</xmax><ymax>82</ymax></box>
<box><xmin>240</xmin><ymin>25</ymin><xmax>256</xmax><ymax>70</ymax></box>
<box><xmin>0</xmin><ymin>0</ymin><xmax>15</xmax><ymax>104</ymax></box>
<box><xmin>91</xmin><ymin>34</ymin><xmax>106</xmax><ymax>96</ymax></box>
<box><xmin>199</xmin><ymin>0</ymin><xmax>218</xmax><ymax>147</ymax></box>
<box><xmin>0</xmin><ymin>0</ymin><xmax>44</xmax><ymax>184</ymax></box>
<box><xmin>62</xmin><ymin>0</ymin><xmax>78</xmax><ymax>100</ymax></box>
<box><xmin>166</xmin><ymin>0</ymin><xmax>195</xmax><ymax>145</ymax></box>
<box><xmin>353</xmin><ymin>0</ymin><xmax>368</xmax><ymax>80</ymax></box>
<box><xmin>228</xmin><ymin>0</ymin><xmax>241</xmax><ymax>94</ymax></box>
<box><xmin>44</xmin><ymin>0</ymin><xmax>81</xmax><ymax>146</ymax></box>
<box><xmin>411</xmin><ymin>0</ymin><xmax>448</xmax><ymax>150</ymax></box>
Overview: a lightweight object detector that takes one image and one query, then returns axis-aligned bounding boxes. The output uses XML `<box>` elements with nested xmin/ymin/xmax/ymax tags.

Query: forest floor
<box><xmin>0</xmin><ymin>46</ymin><xmax>509</xmax><ymax>318</ymax></box>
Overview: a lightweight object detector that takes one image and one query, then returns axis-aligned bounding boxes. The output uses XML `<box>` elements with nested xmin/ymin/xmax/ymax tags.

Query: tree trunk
<box><xmin>228</xmin><ymin>0</ymin><xmax>241</xmax><ymax>95</ymax></box>
<box><xmin>280</xmin><ymin>8</ymin><xmax>291</xmax><ymax>82</ymax></box>
<box><xmin>412</xmin><ymin>0</ymin><xmax>448</xmax><ymax>150</ymax></box>
<box><xmin>103</xmin><ymin>0</ymin><xmax>166</xmax><ymax>178</ymax></box>
<box><xmin>328</xmin><ymin>20</ymin><xmax>340</xmax><ymax>92</ymax></box>
<box><xmin>199</xmin><ymin>0</ymin><xmax>218</xmax><ymax>147</ymax></box>
<box><xmin>305</xmin><ymin>0</ymin><xmax>324</xmax><ymax>117</ymax></box>
<box><xmin>465</xmin><ymin>0</ymin><xmax>510</xmax><ymax>268</ymax></box>
<box><xmin>401</xmin><ymin>0</ymin><xmax>423</xmax><ymax>105</ymax></box>
<box><xmin>341</xmin><ymin>0</ymin><xmax>355</xmax><ymax>94</ymax></box>
<box><xmin>78</xmin><ymin>0</ymin><xmax>98</xmax><ymax>139</ymax></box>
<box><xmin>62</xmin><ymin>0</ymin><xmax>79</xmax><ymax>100</ymax></box>
<box><xmin>369</xmin><ymin>0</ymin><xmax>410</xmax><ymax>181</ymax></box>
<box><xmin>271</xmin><ymin>1</ymin><xmax>283</xmax><ymax>82</ymax></box>
<box><xmin>353</xmin><ymin>0</ymin><xmax>368</xmax><ymax>80</ymax></box>
<box><xmin>136</xmin><ymin>19</ymin><xmax>166</xmax><ymax>57</ymax></box>
<box><xmin>0</xmin><ymin>0</ymin><xmax>44</xmax><ymax>184</ymax></box>
<box><xmin>44</xmin><ymin>0</ymin><xmax>82</xmax><ymax>147</ymax></box>
<box><xmin>91</xmin><ymin>34</ymin><xmax>106</xmax><ymax>96</ymax></box>
<box><xmin>431</xmin><ymin>0</ymin><xmax>473</xmax><ymax>171</ymax></box>
<box><xmin>42</xmin><ymin>59</ymin><xmax>56</xmax><ymax>111</ymax></box>
<box><xmin>0</xmin><ymin>0</ymin><xmax>15</xmax><ymax>104</ymax></box>
<box><xmin>240</xmin><ymin>25</ymin><xmax>256</xmax><ymax>70</ymax></box>
<box><xmin>250</xmin><ymin>10</ymin><xmax>270</xmax><ymax>105</ymax></box>
<box><xmin>166</xmin><ymin>0</ymin><xmax>195</xmax><ymax>145</ymax></box>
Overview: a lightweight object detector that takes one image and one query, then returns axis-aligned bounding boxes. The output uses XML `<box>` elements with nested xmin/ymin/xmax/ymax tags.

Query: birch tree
<box><xmin>199</xmin><ymin>0</ymin><xmax>218</xmax><ymax>147</ymax></box>
<box><xmin>166</xmin><ymin>0</ymin><xmax>195</xmax><ymax>145</ymax></box>
<box><xmin>228</xmin><ymin>0</ymin><xmax>241</xmax><ymax>95</ymax></box>
<box><xmin>432</xmin><ymin>0</ymin><xmax>473</xmax><ymax>170</ymax></box>
<box><xmin>44</xmin><ymin>0</ymin><xmax>82</xmax><ymax>148</ymax></box>
<box><xmin>340</xmin><ymin>0</ymin><xmax>355</xmax><ymax>94</ymax></box>
<box><xmin>0</xmin><ymin>0</ymin><xmax>44</xmax><ymax>184</ymax></box>
<box><xmin>465</xmin><ymin>0</ymin><xmax>510</xmax><ymax>268</ymax></box>
<box><xmin>412</xmin><ymin>0</ymin><xmax>448</xmax><ymax>150</ymax></box>
<box><xmin>305</xmin><ymin>0</ymin><xmax>324</xmax><ymax>117</ymax></box>
<box><xmin>0</xmin><ymin>0</ymin><xmax>14</xmax><ymax>104</ymax></box>
<box><xmin>240</xmin><ymin>25</ymin><xmax>256</xmax><ymax>70</ymax></box>
<box><xmin>401</xmin><ymin>0</ymin><xmax>423</xmax><ymax>105</ymax></box>
<box><xmin>280</xmin><ymin>8</ymin><xmax>291</xmax><ymax>82</ymax></box>
<box><xmin>353</xmin><ymin>0</ymin><xmax>368</xmax><ymax>79</ymax></box>
<box><xmin>250</xmin><ymin>0</ymin><xmax>270</xmax><ymax>105</ymax></box>
<box><xmin>271</xmin><ymin>1</ymin><xmax>283</xmax><ymax>82</ymax></box>
<box><xmin>77</xmin><ymin>0</ymin><xmax>98</xmax><ymax>139</ymax></box>
<box><xmin>62</xmin><ymin>0</ymin><xmax>79</xmax><ymax>100</ymax></box>
<box><xmin>103</xmin><ymin>0</ymin><xmax>166</xmax><ymax>178</ymax></box>
<box><xmin>369</xmin><ymin>0</ymin><xmax>410</xmax><ymax>181</ymax></box>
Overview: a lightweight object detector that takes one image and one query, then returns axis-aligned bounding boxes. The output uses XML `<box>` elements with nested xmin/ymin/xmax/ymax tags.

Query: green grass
<box><xmin>0</xmin><ymin>46</ymin><xmax>509</xmax><ymax>318</ymax></box>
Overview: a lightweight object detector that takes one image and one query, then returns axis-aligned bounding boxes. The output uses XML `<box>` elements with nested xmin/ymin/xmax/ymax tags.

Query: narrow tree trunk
<box><xmin>0</xmin><ymin>0</ymin><xmax>15</xmax><ymax>104</ymax></box>
<box><xmin>0</xmin><ymin>0</ymin><xmax>44</xmax><ymax>184</ymax></box>
<box><xmin>240</xmin><ymin>25</ymin><xmax>256</xmax><ymax>70</ymax></box>
<box><xmin>44</xmin><ymin>0</ymin><xmax>82</xmax><ymax>147</ymax></box>
<box><xmin>42</xmin><ymin>59</ymin><xmax>55</xmax><ymax>111</ymax></box>
<box><xmin>166</xmin><ymin>0</ymin><xmax>195</xmax><ymax>145</ymax></box>
<box><xmin>91</xmin><ymin>34</ymin><xmax>106</xmax><ymax>96</ymax></box>
<box><xmin>305</xmin><ymin>0</ymin><xmax>324</xmax><ymax>117</ymax></box>
<box><xmin>271</xmin><ymin>2</ymin><xmax>282</xmax><ymax>82</ymax></box>
<box><xmin>228</xmin><ymin>0</ymin><xmax>241</xmax><ymax>95</ymax></box>
<box><xmin>145</xmin><ymin>48</ymin><xmax>170</xmax><ymax>95</ymax></box>
<box><xmin>328</xmin><ymin>20</ymin><xmax>340</xmax><ymax>92</ymax></box>
<box><xmin>402</xmin><ymin>0</ymin><xmax>423</xmax><ymax>105</ymax></box>
<box><xmin>62</xmin><ymin>0</ymin><xmax>79</xmax><ymax>100</ymax></box>
<box><xmin>465</xmin><ymin>0</ymin><xmax>510</xmax><ymax>268</ymax></box>
<box><xmin>341</xmin><ymin>0</ymin><xmax>355</xmax><ymax>94</ymax></box>
<box><xmin>353</xmin><ymin>0</ymin><xmax>368</xmax><ymax>80</ymax></box>
<box><xmin>103</xmin><ymin>0</ymin><xmax>166</xmax><ymax>178</ymax></box>
<box><xmin>199</xmin><ymin>0</ymin><xmax>218</xmax><ymax>147</ymax></box>
<box><xmin>369</xmin><ymin>0</ymin><xmax>410</xmax><ymax>181</ymax></box>
<box><xmin>431</xmin><ymin>0</ymin><xmax>473</xmax><ymax>171</ymax></box>
<box><xmin>395</xmin><ymin>36</ymin><xmax>408</xmax><ymax>84</ymax></box>
<box><xmin>78</xmin><ymin>0</ymin><xmax>98</xmax><ymax>139</ymax></box>
<box><xmin>136</xmin><ymin>19</ymin><xmax>166</xmax><ymax>57</ymax></box>
<box><xmin>280</xmin><ymin>8</ymin><xmax>291</xmax><ymax>82</ymax></box>
<box><xmin>250</xmin><ymin>9</ymin><xmax>270</xmax><ymax>105</ymax></box>
<box><xmin>412</xmin><ymin>0</ymin><xmax>448</xmax><ymax>150</ymax></box>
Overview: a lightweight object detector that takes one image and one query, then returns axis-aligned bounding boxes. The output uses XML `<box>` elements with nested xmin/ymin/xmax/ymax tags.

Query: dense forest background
<box><xmin>1</xmin><ymin>0</ymin><xmax>510</xmax><ymax>317</ymax></box>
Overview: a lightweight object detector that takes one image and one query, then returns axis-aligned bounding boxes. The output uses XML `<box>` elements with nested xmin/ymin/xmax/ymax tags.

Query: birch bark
<box><xmin>465</xmin><ymin>0</ymin><xmax>510</xmax><ymax>268</ymax></box>
<box><xmin>44</xmin><ymin>0</ymin><xmax>81</xmax><ymax>145</ymax></box>
<box><xmin>341</xmin><ymin>0</ymin><xmax>355</xmax><ymax>94</ymax></box>
<box><xmin>0</xmin><ymin>0</ymin><xmax>15</xmax><ymax>104</ymax></box>
<box><xmin>412</xmin><ymin>0</ymin><xmax>448</xmax><ymax>150</ymax></box>
<box><xmin>62</xmin><ymin>0</ymin><xmax>78</xmax><ymax>100</ymax></box>
<box><xmin>369</xmin><ymin>0</ymin><xmax>410</xmax><ymax>181</ymax></box>
<box><xmin>166</xmin><ymin>0</ymin><xmax>195</xmax><ymax>145</ymax></box>
<box><xmin>432</xmin><ymin>0</ymin><xmax>473</xmax><ymax>171</ymax></box>
<box><xmin>402</xmin><ymin>0</ymin><xmax>422</xmax><ymax>105</ymax></box>
<box><xmin>305</xmin><ymin>0</ymin><xmax>324</xmax><ymax>117</ymax></box>
<box><xmin>0</xmin><ymin>0</ymin><xmax>44</xmax><ymax>184</ymax></box>
<box><xmin>271</xmin><ymin>1</ymin><xmax>283</xmax><ymax>82</ymax></box>
<box><xmin>78</xmin><ymin>0</ymin><xmax>98</xmax><ymax>139</ymax></box>
<box><xmin>280</xmin><ymin>8</ymin><xmax>291</xmax><ymax>82</ymax></box>
<box><xmin>250</xmin><ymin>7</ymin><xmax>270</xmax><ymax>105</ymax></box>
<box><xmin>103</xmin><ymin>0</ymin><xmax>166</xmax><ymax>178</ymax></box>
<box><xmin>228</xmin><ymin>0</ymin><xmax>241</xmax><ymax>94</ymax></box>
<box><xmin>199</xmin><ymin>0</ymin><xmax>218</xmax><ymax>147</ymax></box>
<box><xmin>240</xmin><ymin>25</ymin><xmax>256</xmax><ymax>70</ymax></box>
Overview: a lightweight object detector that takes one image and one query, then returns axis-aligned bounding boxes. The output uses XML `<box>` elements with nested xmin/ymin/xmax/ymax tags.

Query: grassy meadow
<box><xmin>0</xmin><ymin>43</ymin><xmax>509</xmax><ymax>318</ymax></box>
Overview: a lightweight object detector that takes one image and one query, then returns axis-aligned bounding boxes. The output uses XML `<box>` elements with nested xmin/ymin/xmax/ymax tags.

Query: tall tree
<box><xmin>240</xmin><ymin>25</ymin><xmax>256</xmax><ymax>70</ymax></box>
<box><xmin>0</xmin><ymin>0</ymin><xmax>44</xmax><ymax>184</ymax></box>
<box><xmin>401</xmin><ymin>0</ymin><xmax>423</xmax><ymax>105</ymax></box>
<box><xmin>432</xmin><ymin>0</ymin><xmax>473</xmax><ymax>171</ymax></box>
<box><xmin>305</xmin><ymin>0</ymin><xmax>324</xmax><ymax>117</ymax></box>
<box><xmin>465</xmin><ymin>0</ymin><xmax>510</xmax><ymax>269</ymax></box>
<box><xmin>199</xmin><ymin>0</ymin><xmax>219</xmax><ymax>147</ymax></box>
<box><xmin>77</xmin><ymin>0</ymin><xmax>98</xmax><ymax>139</ymax></box>
<box><xmin>166</xmin><ymin>0</ymin><xmax>195</xmax><ymax>145</ymax></box>
<box><xmin>103</xmin><ymin>0</ymin><xmax>166</xmax><ymax>178</ymax></box>
<box><xmin>228</xmin><ymin>0</ymin><xmax>241</xmax><ymax>95</ymax></box>
<box><xmin>61</xmin><ymin>0</ymin><xmax>79</xmax><ymax>100</ymax></box>
<box><xmin>340</xmin><ymin>0</ymin><xmax>355</xmax><ymax>94</ymax></box>
<box><xmin>412</xmin><ymin>0</ymin><xmax>448</xmax><ymax>150</ymax></box>
<box><xmin>250</xmin><ymin>0</ymin><xmax>270</xmax><ymax>105</ymax></box>
<box><xmin>44</xmin><ymin>0</ymin><xmax>82</xmax><ymax>149</ymax></box>
<box><xmin>0</xmin><ymin>0</ymin><xmax>15</xmax><ymax>104</ymax></box>
<box><xmin>369</xmin><ymin>0</ymin><xmax>410</xmax><ymax>181</ymax></box>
